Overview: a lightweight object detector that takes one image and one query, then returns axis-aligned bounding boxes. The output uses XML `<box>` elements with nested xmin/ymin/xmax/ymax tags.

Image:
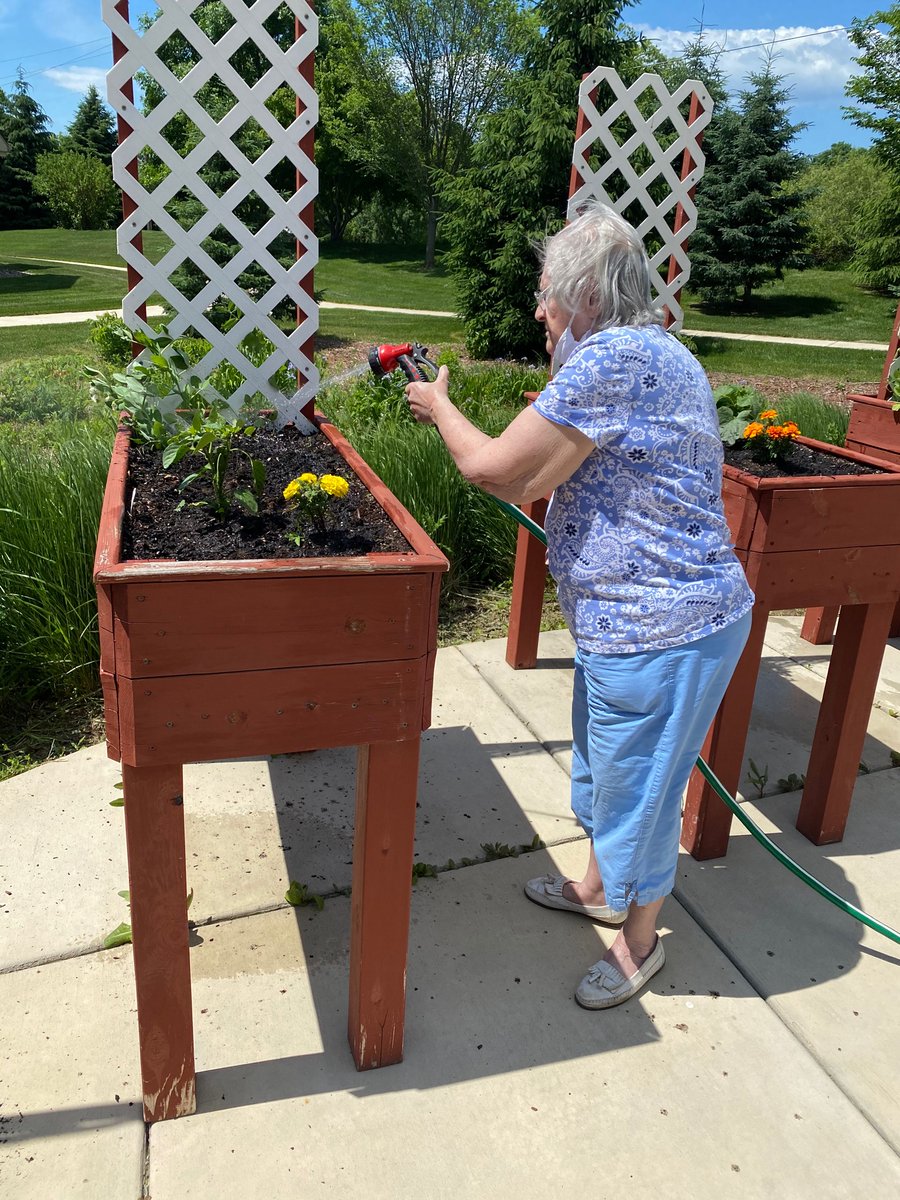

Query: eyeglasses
<box><xmin>533</xmin><ymin>287</ymin><xmax>551</xmax><ymax>309</ymax></box>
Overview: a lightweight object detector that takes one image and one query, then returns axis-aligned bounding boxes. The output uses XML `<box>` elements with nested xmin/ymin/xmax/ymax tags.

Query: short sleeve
<box><xmin>531</xmin><ymin>336</ymin><xmax>632</xmax><ymax>448</ymax></box>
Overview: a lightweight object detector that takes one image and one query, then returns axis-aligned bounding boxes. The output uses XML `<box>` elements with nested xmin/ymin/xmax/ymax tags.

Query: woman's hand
<box><xmin>405</xmin><ymin>364</ymin><xmax>450</xmax><ymax>425</ymax></box>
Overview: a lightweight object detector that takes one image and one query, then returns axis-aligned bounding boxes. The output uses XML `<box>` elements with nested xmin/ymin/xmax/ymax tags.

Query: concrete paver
<box><xmin>2</xmin><ymin>617</ymin><xmax>899</xmax><ymax>1196</ymax></box>
<box><xmin>675</xmin><ymin>768</ymin><xmax>900</xmax><ymax>1152</ymax></box>
<box><xmin>148</xmin><ymin>845</ymin><xmax>900</xmax><ymax>1199</ymax></box>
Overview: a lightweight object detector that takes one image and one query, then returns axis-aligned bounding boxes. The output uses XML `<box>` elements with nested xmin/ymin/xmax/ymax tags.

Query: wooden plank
<box><xmin>750</xmin><ymin>483</ymin><xmax>900</xmax><ymax>552</ymax></box>
<box><xmin>420</xmin><ymin>569</ymin><xmax>443</xmax><ymax>729</ymax></box>
<box><xmin>93</xmin><ymin>428</ymin><xmax>129</xmax><ymax>578</ymax></box>
<box><xmin>113</xmin><ymin>575</ymin><xmax>433</xmax><ymax>677</ymax></box>
<box><xmin>117</xmin><ymin>658</ymin><xmax>427</xmax><ymax>766</ymax></box>
<box><xmin>722</xmin><ymin>476</ymin><xmax>763</xmax><ymax>551</ymax></box>
<box><xmin>797</xmin><ymin>602</ymin><xmax>896</xmax><ymax>845</ymax></box>
<box><xmin>348</xmin><ymin>737</ymin><xmax>420</xmax><ymax>1070</ymax></box>
<box><xmin>682</xmin><ymin>603</ymin><xmax>769</xmax><ymax>860</ymax></box>
<box><xmin>800</xmin><ymin>606</ymin><xmax>839</xmax><ymax>645</ymax></box>
<box><xmin>741</xmin><ymin>546</ymin><xmax>900</xmax><ymax>608</ymax></box>
<box><xmin>122</xmin><ymin>762</ymin><xmax>196</xmax><ymax>1122</ymax></box>
<box><xmin>506</xmin><ymin>497</ymin><xmax>549</xmax><ymax>669</ymax></box>
<box><xmin>876</xmin><ymin>302</ymin><xmax>900</xmax><ymax>402</ymax></box>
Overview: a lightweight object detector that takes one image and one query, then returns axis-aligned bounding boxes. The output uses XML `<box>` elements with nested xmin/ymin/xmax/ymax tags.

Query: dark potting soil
<box><xmin>723</xmin><ymin>441</ymin><xmax>888</xmax><ymax>479</ymax></box>
<box><xmin>123</xmin><ymin>425</ymin><xmax>412</xmax><ymax>562</ymax></box>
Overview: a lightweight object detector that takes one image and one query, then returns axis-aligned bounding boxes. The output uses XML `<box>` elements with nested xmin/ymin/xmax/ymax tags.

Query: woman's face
<box><xmin>535</xmin><ymin>274</ymin><xmax>592</xmax><ymax>357</ymax></box>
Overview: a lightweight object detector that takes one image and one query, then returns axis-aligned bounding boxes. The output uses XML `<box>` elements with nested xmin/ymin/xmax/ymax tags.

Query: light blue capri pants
<box><xmin>570</xmin><ymin>611</ymin><xmax>751</xmax><ymax>911</ymax></box>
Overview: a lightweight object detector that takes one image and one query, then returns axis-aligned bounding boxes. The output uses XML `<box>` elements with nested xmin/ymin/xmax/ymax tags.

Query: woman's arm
<box><xmin>406</xmin><ymin>367</ymin><xmax>593</xmax><ymax>504</ymax></box>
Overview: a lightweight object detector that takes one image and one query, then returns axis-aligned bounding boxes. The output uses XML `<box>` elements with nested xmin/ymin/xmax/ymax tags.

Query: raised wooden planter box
<box><xmin>95</xmin><ymin>415</ymin><xmax>448</xmax><ymax>1122</ymax></box>
<box><xmin>804</xmin><ymin>396</ymin><xmax>900</xmax><ymax>642</ymax></box>
<box><xmin>682</xmin><ymin>436</ymin><xmax>900</xmax><ymax>859</ymax></box>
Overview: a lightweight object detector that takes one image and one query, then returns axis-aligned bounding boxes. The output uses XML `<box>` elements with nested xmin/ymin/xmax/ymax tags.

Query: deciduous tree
<box><xmin>33</xmin><ymin>150</ymin><xmax>119</xmax><ymax>229</ymax></box>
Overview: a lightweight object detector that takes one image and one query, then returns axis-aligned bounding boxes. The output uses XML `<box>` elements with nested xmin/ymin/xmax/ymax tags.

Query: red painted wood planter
<box><xmin>94</xmin><ymin>414</ymin><xmax>447</xmax><ymax>1122</ymax></box>
<box><xmin>683</xmin><ymin>436</ymin><xmax>900</xmax><ymax>860</ymax></box>
<box><xmin>804</xmin><ymin>395</ymin><xmax>900</xmax><ymax>642</ymax></box>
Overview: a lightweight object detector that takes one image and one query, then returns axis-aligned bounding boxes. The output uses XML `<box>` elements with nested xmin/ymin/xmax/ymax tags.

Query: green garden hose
<box><xmin>496</xmin><ymin>497</ymin><xmax>900</xmax><ymax>948</ymax></box>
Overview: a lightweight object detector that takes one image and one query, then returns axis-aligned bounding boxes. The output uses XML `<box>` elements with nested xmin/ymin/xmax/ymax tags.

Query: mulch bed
<box><xmin>124</xmin><ymin>425</ymin><xmax>411</xmax><ymax>562</ymax></box>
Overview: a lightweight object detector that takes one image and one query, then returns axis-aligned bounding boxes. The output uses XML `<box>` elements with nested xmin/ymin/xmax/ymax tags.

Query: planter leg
<box><xmin>891</xmin><ymin>599</ymin><xmax>900</xmax><ymax>640</ymax></box>
<box><xmin>349</xmin><ymin>737</ymin><xmax>420</xmax><ymax>1070</ymax></box>
<box><xmin>801</xmin><ymin>605</ymin><xmax>839</xmax><ymax>645</ymax></box>
<box><xmin>797</xmin><ymin>602</ymin><xmax>895</xmax><ymax>845</ymax></box>
<box><xmin>681</xmin><ymin>604</ymin><xmax>769</xmax><ymax>860</ymax></box>
<box><xmin>505</xmin><ymin>498</ymin><xmax>548</xmax><ymax>670</ymax></box>
<box><xmin>122</xmin><ymin>763</ymin><xmax>195</xmax><ymax>1122</ymax></box>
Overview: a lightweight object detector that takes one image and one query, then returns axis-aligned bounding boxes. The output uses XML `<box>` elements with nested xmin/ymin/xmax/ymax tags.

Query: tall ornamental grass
<box><xmin>774</xmin><ymin>392</ymin><xmax>850</xmax><ymax>447</ymax></box>
<box><xmin>319</xmin><ymin>358</ymin><xmax>548</xmax><ymax>588</ymax></box>
<box><xmin>0</xmin><ymin>419</ymin><xmax>113</xmax><ymax>710</ymax></box>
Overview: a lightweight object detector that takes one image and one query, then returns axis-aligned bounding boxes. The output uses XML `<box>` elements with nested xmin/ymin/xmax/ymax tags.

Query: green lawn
<box><xmin>692</xmin><ymin>335</ymin><xmax>884</xmax><ymax>383</ymax></box>
<box><xmin>682</xmin><ymin>269</ymin><xmax>898</xmax><ymax>344</ymax></box>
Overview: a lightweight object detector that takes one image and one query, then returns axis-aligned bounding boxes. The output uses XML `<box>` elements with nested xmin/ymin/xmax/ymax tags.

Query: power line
<box><xmin>0</xmin><ymin>38</ymin><xmax>107</xmax><ymax>66</ymax></box>
<box><xmin>715</xmin><ymin>26</ymin><xmax>846</xmax><ymax>55</ymax></box>
<box><xmin>1</xmin><ymin>48</ymin><xmax>111</xmax><ymax>86</ymax></box>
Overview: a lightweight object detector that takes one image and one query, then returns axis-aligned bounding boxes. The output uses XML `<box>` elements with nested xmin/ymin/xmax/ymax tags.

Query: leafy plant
<box><xmin>714</xmin><ymin>384</ymin><xmax>765</xmax><ymax>446</ymax></box>
<box><xmin>746</xmin><ymin>757</ymin><xmax>769</xmax><ymax>798</ymax></box>
<box><xmin>285</xmin><ymin>880</ymin><xmax>325</xmax><ymax>910</ymax></box>
<box><xmin>163</xmin><ymin>405</ymin><xmax>267</xmax><ymax>518</ymax></box>
<box><xmin>480</xmin><ymin>833</ymin><xmax>545</xmax><ymax>860</ymax></box>
<box><xmin>88</xmin><ymin>312</ymin><xmax>133</xmax><ymax>367</ymax></box>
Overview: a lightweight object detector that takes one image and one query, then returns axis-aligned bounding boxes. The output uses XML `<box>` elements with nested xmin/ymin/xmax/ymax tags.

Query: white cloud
<box><xmin>636</xmin><ymin>24</ymin><xmax>858</xmax><ymax>105</ymax></box>
<box><xmin>43</xmin><ymin>66</ymin><xmax>107</xmax><ymax>94</ymax></box>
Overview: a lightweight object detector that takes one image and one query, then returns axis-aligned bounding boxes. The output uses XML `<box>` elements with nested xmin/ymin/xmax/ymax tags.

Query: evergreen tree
<box><xmin>689</xmin><ymin>70</ymin><xmax>807</xmax><ymax>306</ymax></box>
<box><xmin>845</xmin><ymin>7</ymin><xmax>900</xmax><ymax>292</ymax></box>
<box><xmin>65</xmin><ymin>85</ymin><xmax>117</xmax><ymax>166</ymax></box>
<box><xmin>440</xmin><ymin>0</ymin><xmax>638</xmax><ymax>357</ymax></box>
<box><xmin>0</xmin><ymin>72</ymin><xmax>54</xmax><ymax>229</ymax></box>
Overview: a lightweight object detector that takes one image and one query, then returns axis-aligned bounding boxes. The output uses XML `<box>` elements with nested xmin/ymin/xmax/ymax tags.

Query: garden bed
<box><xmin>723</xmin><ymin>440</ymin><xmax>886</xmax><ymax>479</ymax></box>
<box><xmin>125</xmin><ymin>425</ymin><xmax>411</xmax><ymax>562</ymax></box>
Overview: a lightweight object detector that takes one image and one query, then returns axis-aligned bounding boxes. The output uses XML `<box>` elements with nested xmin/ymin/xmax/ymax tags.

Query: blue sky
<box><xmin>0</xmin><ymin>1</ymin><xmax>880</xmax><ymax>157</ymax></box>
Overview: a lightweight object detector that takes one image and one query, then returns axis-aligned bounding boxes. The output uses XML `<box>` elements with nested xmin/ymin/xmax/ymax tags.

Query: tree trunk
<box><xmin>742</xmin><ymin>281</ymin><xmax>753</xmax><ymax>305</ymax></box>
<box><xmin>425</xmin><ymin>195</ymin><xmax>438</xmax><ymax>269</ymax></box>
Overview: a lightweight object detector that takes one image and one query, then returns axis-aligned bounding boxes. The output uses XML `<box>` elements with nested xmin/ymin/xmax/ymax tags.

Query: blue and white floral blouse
<box><xmin>532</xmin><ymin>323</ymin><xmax>755</xmax><ymax>654</ymax></box>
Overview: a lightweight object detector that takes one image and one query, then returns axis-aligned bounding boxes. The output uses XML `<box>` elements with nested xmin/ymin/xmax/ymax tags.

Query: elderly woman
<box><xmin>405</xmin><ymin>201</ymin><xmax>754</xmax><ymax>1009</ymax></box>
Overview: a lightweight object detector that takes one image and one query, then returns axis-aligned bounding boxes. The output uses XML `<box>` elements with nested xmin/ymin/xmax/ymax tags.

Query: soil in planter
<box><xmin>724</xmin><ymin>441</ymin><xmax>888</xmax><ymax>480</ymax></box>
<box><xmin>124</xmin><ymin>425</ymin><xmax>412</xmax><ymax>561</ymax></box>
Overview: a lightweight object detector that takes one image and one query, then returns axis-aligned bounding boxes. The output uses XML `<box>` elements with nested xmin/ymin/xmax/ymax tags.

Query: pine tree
<box><xmin>65</xmin><ymin>85</ymin><xmax>117</xmax><ymax>166</ymax></box>
<box><xmin>0</xmin><ymin>72</ymin><xmax>54</xmax><ymax>229</ymax></box>
<box><xmin>689</xmin><ymin>70</ymin><xmax>808</xmax><ymax>306</ymax></box>
<box><xmin>440</xmin><ymin>0</ymin><xmax>637</xmax><ymax>358</ymax></box>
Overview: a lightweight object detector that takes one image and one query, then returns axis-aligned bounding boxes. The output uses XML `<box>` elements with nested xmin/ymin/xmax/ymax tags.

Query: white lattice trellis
<box><xmin>104</xmin><ymin>0</ymin><xmax>319</xmax><ymax>429</ymax></box>
<box><xmin>568</xmin><ymin>68</ymin><xmax>713</xmax><ymax>331</ymax></box>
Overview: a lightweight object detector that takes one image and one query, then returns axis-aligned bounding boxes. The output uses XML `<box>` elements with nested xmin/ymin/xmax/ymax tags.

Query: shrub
<box><xmin>88</xmin><ymin>313</ymin><xmax>133</xmax><ymax>367</ymax></box>
<box><xmin>0</xmin><ymin>355</ymin><xmax>94</xmax><ymax>424</ymax></box>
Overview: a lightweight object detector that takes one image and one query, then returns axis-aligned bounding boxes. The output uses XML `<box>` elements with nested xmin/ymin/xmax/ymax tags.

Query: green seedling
<box><xmin>777</xmin><ymin>772</ymin><xmax>806</xmax><ymax>793</ymax></box>
<box><xmin>746</xmin><ymin>758</ymin><xmax>769</xmax><ymax>798</ymax></box>
<box><xmin>411</xmin><ymin>862</ymin><xmax>438</xmax><ymax>885</ymax></box>
<box><xmin>110</xmin><ymin>780</ymin><xmax>125</xmax><ymax>807</ymax></box>
<box><xmin>890</xmin><ymin>750</ymin><xmax>900</xmax><ymax>767</ymax></box>
<box><xmin>103</xmin><ymin>887</ymin><xmax>194</xmax><ymax>949</ymax></box>
<box><xmin>285</xmin><ymin>880</ymin><xmax>324</xmax><ymax>910</ymax></box>
<box><xmin>858</xmin><ymin>760</ymin><xmax>870</xmax><ymax>775</ymax></box>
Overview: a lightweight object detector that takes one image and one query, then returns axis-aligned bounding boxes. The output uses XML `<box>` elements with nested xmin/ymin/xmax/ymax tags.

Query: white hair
<box><xmin>539</xmin><ymin>201</ymin><xmax>664</xmax><ymax>330</ymax></box>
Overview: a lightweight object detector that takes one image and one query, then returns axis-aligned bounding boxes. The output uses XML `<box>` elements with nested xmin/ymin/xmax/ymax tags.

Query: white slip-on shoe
<box><xmin>575</xmin><ymin>936</ymin><xmax>665</xmax><ymax>1009</ymax></box>
<box><xmin>524</xmin><ymin>873</ymin><xmax>627</xmax><ymax>925</ymax></box>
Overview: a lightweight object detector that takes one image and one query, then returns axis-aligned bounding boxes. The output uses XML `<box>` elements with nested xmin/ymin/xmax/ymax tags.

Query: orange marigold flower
<box><xmin>743</xmin><ymin>422</ymin><xmax>764</xmax><ymax>439</ymax></box>
<box><xmin>781</xmin><ymin>421</ymin><xmax>800</xmax><ymax>436</ymax></box>
<box><xmin>759</xmin><ymin>409</ymin><xmax>778</xmax><ymax>421</ymax></box>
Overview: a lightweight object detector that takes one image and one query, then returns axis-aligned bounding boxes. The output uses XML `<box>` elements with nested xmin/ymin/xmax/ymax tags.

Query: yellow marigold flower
<box><xmin>781</xmin><ymin>421</ymin><xmax>800</xmax><ymax>436</ymax></box>
<box><xmin>320</xmin><ymin>473</ymin><xmax>349</xmax><ymax>498</ymax></box>
<box><xmin>743</xmin><ymin>422</ymin><xmax>764</xmax><ymax>439</ymax></box>
<box><xmin>283</xmin><ymin>478</ymin><xmax>301</xmax><ymax>501</ymax></box>
<box><xmin>299</xmin><ymin>472</ymin><xmax>318</xmax><ymax>484</ymax></box>
<box><xmin>759</xmin><ymin>409</ymin><xmax>778</xmax><ymax>421</ymax></box>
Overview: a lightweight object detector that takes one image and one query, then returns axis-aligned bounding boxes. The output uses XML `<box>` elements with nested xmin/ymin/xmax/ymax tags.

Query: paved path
<box><xmin>0</xmin><ymin>293</ymin><xmax>890</xmax><ymax>352</ymax></box>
